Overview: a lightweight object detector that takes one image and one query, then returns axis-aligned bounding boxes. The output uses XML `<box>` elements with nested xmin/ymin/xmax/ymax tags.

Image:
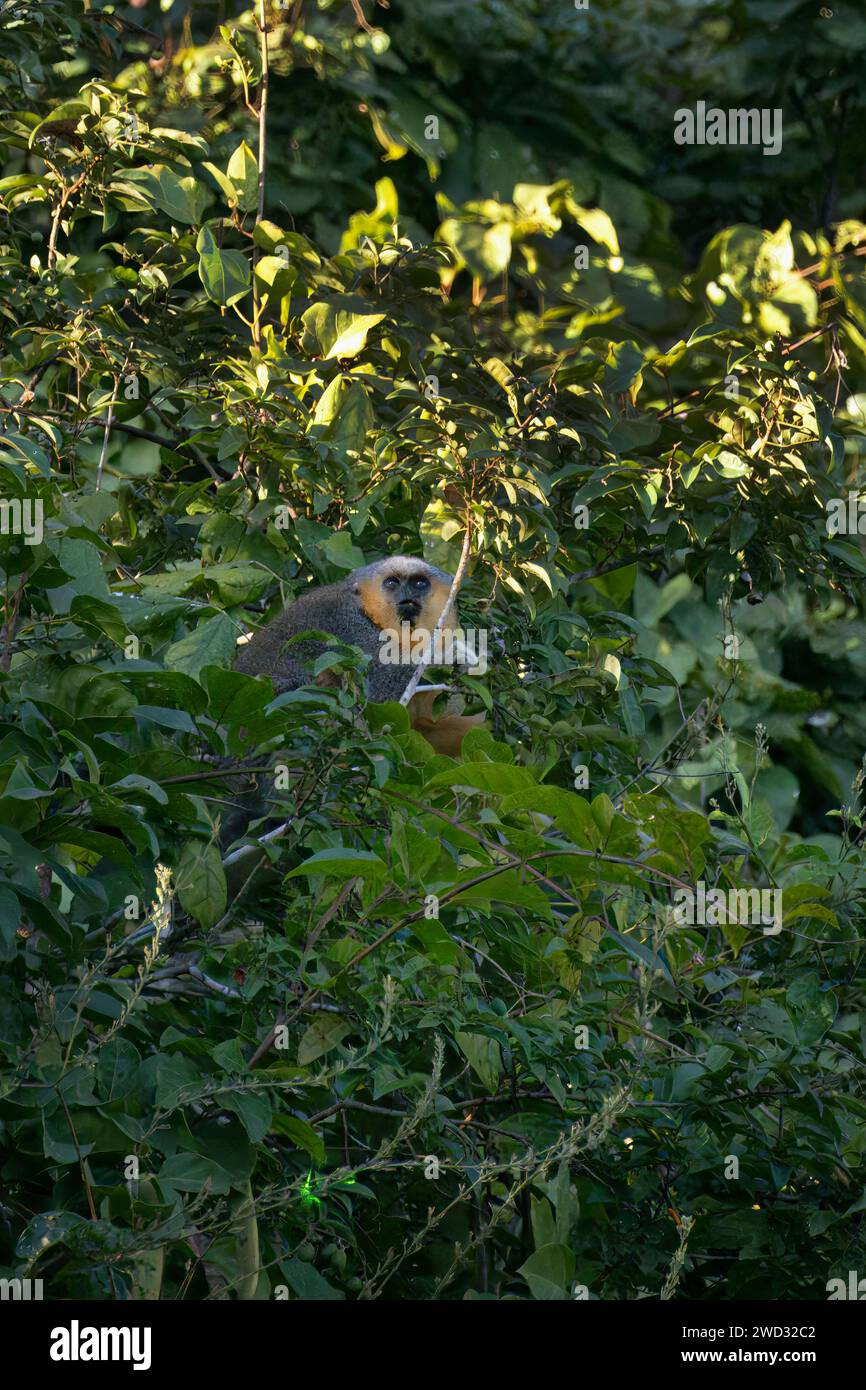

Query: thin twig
<box><xmin>47</xmin><ymin>155</ymin><xmax>101</xmax><ymax>270</ymax></box>
<box><xmin>350</xmin><ymin>0</ymin><xmax>375</xmax><ymax>33</ymax></box>
<box><xmin>222</xmin><ymin>817</ymin><xmax>292</xmax><ymax>868</ymax></box>
<box><xmin>188</xmin><ymin>965</ymin><xmax>242</xmax><ymax>998</ymax></box>
<box><xmin>399</xmin><ymin>511</ymin><xmax>473</xmax><ymax>705</ymax></box>
<box><xmin>570</xmin><ymin>546</ymin><xmax>664</xmax><ymax>584</ymax></box>
<box><xmin>59</xmin><ymin>1093</ymin><xmax>120</xmax><ymax>1299</ymax></box>
<box><xmin>0</xmin><ymin>573</ymin><xmax>27</xmax><ymax>673</ymax></box>
<box><xmin>95</xmin><ymin>369</ymin><xmax>125</xmax><ymax>494</ymax></box>
<box><xmin>252</xmin><ymin>0</ymin><xmax>270</xmax><ymax>348</ymax></box>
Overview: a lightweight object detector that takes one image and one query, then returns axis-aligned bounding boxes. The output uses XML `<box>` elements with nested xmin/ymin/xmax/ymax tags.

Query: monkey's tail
<box><xmin>410</xmin><ymin>712</ymin><xmax>485</xmax><ymax>758</ymax></box>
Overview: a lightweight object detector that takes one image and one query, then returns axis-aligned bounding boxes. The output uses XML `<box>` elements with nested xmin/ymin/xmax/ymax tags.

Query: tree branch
<box><xmin>399</xmin><ymin>510</ymin><xmax>473</xmax><ymax>705</ymax></box>
<box><xmin>252</xmin><ymin>0</ymin><xmax>270</xmax><ymax>349</ymax></box>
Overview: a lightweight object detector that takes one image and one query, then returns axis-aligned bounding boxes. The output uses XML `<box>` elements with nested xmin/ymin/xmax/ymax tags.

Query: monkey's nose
<box><xmin>397</xmin><ymin>599</ymin><xmax>421</xmax><ymax>622</ymax></box>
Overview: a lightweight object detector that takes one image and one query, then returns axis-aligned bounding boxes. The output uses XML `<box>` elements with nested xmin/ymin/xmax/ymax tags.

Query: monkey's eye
<box><xmin>410</xmin><ymin>576</ymin><xmax>431</xmax><ymax>591</ymax></box>
<box><xmin>383</xmin><ymin>577</ymin><xmax>400</xmax><ymax>590</ymax></box>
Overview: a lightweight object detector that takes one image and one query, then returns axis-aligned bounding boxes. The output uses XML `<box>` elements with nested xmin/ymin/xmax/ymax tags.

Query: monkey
<box><xmin>219</xmin><ymin>557</ymin><xmax>483</xmax><ymax>874</ymax></box>
<box><xmin>234</xmin><ymin>556</ymin><xmax>484</xmax><ymax>756</ymax></box>
<box><xmin>236</xmin><ymin>556</ymin><xmax>453</xmax><ymax>702</ymax></box>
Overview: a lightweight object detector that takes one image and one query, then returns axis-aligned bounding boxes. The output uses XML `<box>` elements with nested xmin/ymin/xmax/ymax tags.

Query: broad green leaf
<box><xmin>300</xmin><ymin>300</ymin><xmax>386</xmax><ymax>360</ymax></box>
<box><xmin>226</xmin><ymin>140</ymin><xmax>259</xmax><ymax>212</ymax></box>
<box><xmin>175</xmin><ymin>840</ymin><xmax>227</xmax><ymax>928</ymax></box>
<box><xmin>455</xmin><ymin>1030</ymin><xmax>502</xmax><ymax>1091</ymax></box>
<box><xmin>287</xmin><ymin>848</ymin><xmax>387</xmax><ymax>880</ymax></box>
<box><xmin>278</xmin><ymin>1257</ymin><xmax>344</xmax><ymax>1301</ymax></box>
<box><xmin>567</xmin><ymin>199</ymin><xmax>620</xmax><ymax>255</ymax></box>
<box><xmin>428</xmin><ymin>762</ymin><xmax>537</xmax><ymax>794</ymax></box>
<box><xmin>222</xmin><ymin>1091</ymin><xmax>272</xmax><ymax>1144</ymax></box>
<box><xmin>311</xmin><ymin>377</ymin><xmax>373</xmax><ymax>459</ymax></box>
<box><xmin>202</xmin><ymin>160</ymin><xmax>239</xmax><ymax>207</ymax></box>
<box><xmin>70</xmin><ymin>595</ymin><xmax>129</xmax><ymax>644</ymax></box>
<box><xmin>165</xmin><ymin>614</ymin><xmax>238</xmax><ymax>681</ymax></box>
<box><xmin>439</xmin><ymin>216</ymin><xmax>513</xmax><ymax>280</ymax></box>
<box><xmin>518</xmin><ymin>1243</ymin><xmax>575</xmax><ymax>1300</ymax></box>
<box><xmin>270</xmin><ymin>1115</ymin><xmax>325</xmax><ymax>1163</ymax></box>
<box><xmin>123</xmin><ymin>165</ymin><xmax>209</xmax><ymax>224</ymax></box>
<box><xmin>297</xmin><ymin>1015</ymin><xmax>352</xmax><ymax>1065</ymax></box>
<box><xmin>196</xmin><ymin>224</ymin><xmax>251</xmax><ymax>305</ymax></box>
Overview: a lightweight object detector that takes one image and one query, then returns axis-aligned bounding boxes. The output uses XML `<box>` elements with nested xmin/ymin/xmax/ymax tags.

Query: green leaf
<box><xmin>287</xmin><ymin>848</ymin><xmax>387</xmax><ymax>880</ymax></box>
<box><xmin>270</xmin><ymin>1115</ymin><xmax>325</xmax><ymax>1163</ymax></box>
<box><xmin>175</xmin><ymin>840</ymin><xmax>227</xmax><ymax>928</ymax></box>
<box><xmin>450</xmin><ymin>869</ymin><xmax>553</xmax><ymax>916</ymax></box>
<box><xmin>311</xmin><ymin>377</ymin><xmax>373</xmax><ymax>459</ymax></box>
<box><xmin>158</xmin><ymin>1152</ymin><xmax>234</xmax><ymax>1195</ymax></box>
<box><xmin>226</xmin><ymin>140</ymin><xmax>259</xmax><ymax>212</ymax></box>
<box><xmin>278</xmin><ymin>1257</ymin><xmax>344</xmax><ymax>1301</ymax></box>
<box><xmin>0</xmin><ymin>886</ymin><xmax>21</xmax><ymax>961</ymax></box>
<box><xmin>223</xmin><ymin>1091</ymin><xmax>273</xmax><ymax>1144</ymax></box>
<box><xmin>46</xmin><ymin>538</ymin><xmax>110</xmax><ymax>613</ymax></box>
<box><xmin>69</xmin><ymin>596</ymin><xmax>129</xmax><ymax>644</ymax></box>
<box><xmin>155</xmin><ymin>1054</ymin><xmax>202</xmax><ymax>1111</ymax></box>
<box><xmin>202</xmin><ymin>160</ymin><xmax>239</xmax><ymax>207</ymax></box>
<box><xmin>123</xmin><ymin>165</ymin><xmax>209</xmax><ymax>224</ymax></box>
<box><xmin>297</xmin><ymin>1015</ymin><xmax>352</xmax><ymax>1065</ymax></box>
<box><xmin>439</xmin><ymin>217</ymin><xmax>513</xmax><ymax>280</ymax></box>
<box><xmin>567</xmin><ymin>200</ymin><xmax>620</xmax><ymax>256</ymax></box>
<box><xmin>202</xmin><ymin>564</ymin><xmax>272</xmax><ymax>605</ymax></box>
<box><xmin>428</xmin><ymin>762</ymin><xmax>537</xmax><ymax>794</ymax></box>
<box><xmin>823</xmin><ymin>538</ymin><xmax>866</xmax><ymax>578</ymax></box>
<box><xmin>300</xmin><ymin>299</ymin><xmax>386</xmax><ymax>360</ymax></box>
<box><xmin>196</xmin><ymin>224</ymin><xmax>251</xmax><ymax>306</ymax></box>
<box><xmin>607</xmin><ymin>927</ymin><xmax>674</xmax><ymax>984</ymax></box>
<box><xmin>95</xmin><ymin>1041</ymin><xmax>141</xmax><ymax>1101</ymax></box>
<box><xmin>455</xmin><ymin>1030</ymin><xmax>501</xmax><ymax>1091</ymax></box>
<box><xmin>518</xmin><ymin>1243</ymin><xmax>575</xmax><ymax>1300</ymax></box>
<box><xmin>166</xmin><ymin>614</ymin><xmax>241</xmax><ymax>681</ymax></box>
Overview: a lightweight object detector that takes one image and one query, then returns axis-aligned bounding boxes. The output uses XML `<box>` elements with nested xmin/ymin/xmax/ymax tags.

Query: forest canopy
<box><xmin>1</xmin><ymin>0</ymin><xmax>865</xmax><ymax>1303</ymax></box>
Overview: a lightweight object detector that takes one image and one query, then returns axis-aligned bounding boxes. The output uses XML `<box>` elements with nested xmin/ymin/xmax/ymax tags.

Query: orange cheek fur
<box><xmin>425</xmin><ymin>579</ymin><xmax>457</xmax><ymax>633</ymax></box>
<box><xmin>356</xmin><ymin>578</ymin><xmax>398</xmax><ymax>633</ymax></box>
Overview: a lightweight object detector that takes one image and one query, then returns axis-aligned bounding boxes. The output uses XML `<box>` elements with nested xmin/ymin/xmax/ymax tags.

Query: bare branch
<box><xmin>399</xmin><ymin>510</ymin><xmax>473</xmax><ymax>706</ymax></box>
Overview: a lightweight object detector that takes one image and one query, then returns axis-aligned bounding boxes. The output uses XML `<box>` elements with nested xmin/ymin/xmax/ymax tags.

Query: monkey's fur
<box><xmin>235</xmin><ymin>557</ymin><xmax>483</xmax><ymax>755</ymax></box>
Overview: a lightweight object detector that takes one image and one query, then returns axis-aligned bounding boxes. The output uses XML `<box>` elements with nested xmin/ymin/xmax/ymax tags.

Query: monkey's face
<box><xmin>382</xmin><ymin>570</ymin><xmax>433</xmax><ymax>625</ymax></box>
<box><xmin>354</xmin><ymin>558</ymin><xmax>455</xmax><ymax>636</ymax></box>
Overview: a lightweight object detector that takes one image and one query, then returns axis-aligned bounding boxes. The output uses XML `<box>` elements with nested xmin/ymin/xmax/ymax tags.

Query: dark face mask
<box><xmin>390</xmin><ymin>575</ymin><xmax>430</xmax><ymax>624</ymax></box>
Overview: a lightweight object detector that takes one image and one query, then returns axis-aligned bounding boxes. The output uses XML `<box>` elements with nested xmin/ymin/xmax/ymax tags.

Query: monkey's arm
<box><xmin>367</xmin><ymin>657</ymin><xmax>416</xmax><ymax>703</ymax></box>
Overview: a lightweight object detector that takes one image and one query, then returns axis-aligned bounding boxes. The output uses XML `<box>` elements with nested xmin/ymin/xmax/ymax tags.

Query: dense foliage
<box><xmin>1</xmin><ymin>0</ymin><xmax>865</xmax><ymax>1301</ymax></box>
